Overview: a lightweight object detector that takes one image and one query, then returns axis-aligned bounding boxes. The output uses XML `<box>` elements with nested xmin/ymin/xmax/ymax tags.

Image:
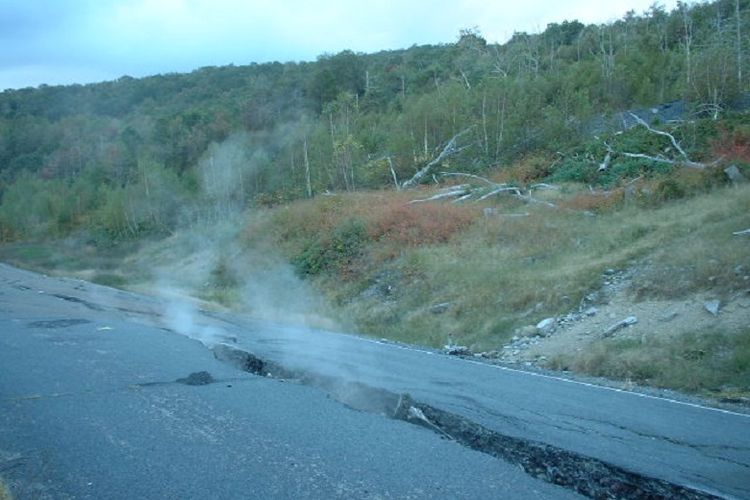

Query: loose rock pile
<box><xmin>497</xmin><ymin>267</ymin><xmax>639</xmax><ymax>363</ymax></box>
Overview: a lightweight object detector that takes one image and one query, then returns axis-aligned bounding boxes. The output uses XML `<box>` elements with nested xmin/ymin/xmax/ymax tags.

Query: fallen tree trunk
<box><xmin>628</xmin><ymin>113</ymin><xmax>691</xmax><ymax>161</ymax></box>
<box><xmin>476</xmin><ymin>186</ymin><xmax>522</xmax><ymax>201</ymax></box>
<box><xmin>409</xmin><ymin>184</ymin><xmax>472</xmax><ymax>204</ymax></box>
<box><xmin>401</xmin><ymin>128</ymin><xmax>474</xmax><ymax>189</ymax></box>
<box><xmin>618</xmin><ymin>113</ymin><xmax>719</xmax><ymax>169</ymax></box>
<box><xmin>410</xmin><ymin>172</ymin><xmax>558</xmax><ymax>208</ymax></box>
<box><xmin>600</xmin><ymin>135</ymin><xmax>711</xmax><ymax>170</ymax></box>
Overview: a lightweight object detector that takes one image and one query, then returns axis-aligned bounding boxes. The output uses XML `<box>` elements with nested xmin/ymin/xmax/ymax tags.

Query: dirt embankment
<box><xmin>503</xmin><ymin>268</ymin><xmax>748</xmax><ymax>358</ymax></box>
<box><xmin>493</xmin><ymin>263</ymin><xmax>750</xmax><ymax>400</ymax></box>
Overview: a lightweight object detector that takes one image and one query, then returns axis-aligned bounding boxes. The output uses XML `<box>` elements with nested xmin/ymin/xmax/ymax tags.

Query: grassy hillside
<box><xmin>261</xmin><ymin>178</ymin><xmax>748</xmax><ymax>331</ymax></box>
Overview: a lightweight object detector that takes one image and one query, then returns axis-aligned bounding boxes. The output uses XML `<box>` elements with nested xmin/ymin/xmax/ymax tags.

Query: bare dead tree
<box><xmin>598</xmin><ymin>25</ymin><xmax>615</xmax><ymax>81</ymax></box>
<box><xmin>458</xmin><ymin>69</ymin><xmax>472</xmax><ymax>90</ymax></box>
<box><xmin>495</xmin><ymin>95</ymin><xmax>506</xmax><ymax>158</ymax></box>
<box><xmin>681</xmin><ymin>3</ymin><xmax>694</xmax><ymax>85</ymax></box>
<box><xmin>303</xmin><ymin>137</ymin><xmax>312</xmax><ymax>198</ymax></box>
<box><xmin>737</xmin><ymin>0</ymin><xmax>743</xmax><ymax>86</ymax></box>
<box><xmin>489</xmin><ymin>45</ymin><xmax>509</xmax><ymax>78</ymax></box>
<box><xmin>401</xmin><ymin>127</ymin><xmax>474</xmax><ymax>189</ymax></box>
<box><xmin>387</xmin><ymin>156</ymin><xmax>400</xmax><ymax>191</ymax></box>
<box><xmin>481</xmin><ymin>92</ymin><xmax>489</xmax><ymax>156</ymax></box>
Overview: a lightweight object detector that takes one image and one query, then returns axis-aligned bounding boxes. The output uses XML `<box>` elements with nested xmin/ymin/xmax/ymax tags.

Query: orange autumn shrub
<box><xmin>368</xmin><ymin>200</ymin><xmax>477</xmax><ymax>246</ymax></box>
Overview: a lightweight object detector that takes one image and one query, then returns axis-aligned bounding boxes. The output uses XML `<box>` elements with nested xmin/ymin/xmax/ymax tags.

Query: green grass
<box><xmin>0</xmin><ymin>237</ymin><xmax>143</xmax><ymax>284</ymax></box>
<box><xmin>629</xmin><ymin>189</ymin><xmax>750</xmax><ymax>299</ymax></box>
<box><xmin>90</xmin><ymin>273</ymin><xmax>128</xmax><ymax>288</ymax></box>
<box><xmin>0</xmin><ymin>243</ymin><xmax>59</xmax><ymax>269</ymax></box>
<box><xmin>546</xmin><ymin>326</ymin><xmax>750</xmax><ymax>397</ymax></box>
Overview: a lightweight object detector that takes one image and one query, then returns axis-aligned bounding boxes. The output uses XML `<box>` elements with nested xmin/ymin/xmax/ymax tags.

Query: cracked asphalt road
<box><xmin>0</xmin><ymin>265</ymin><xmax>577</xmax><ymax>499</ymax></box>
<box><xmin>1</xmin><ymin>263</ymin><xmax>749</xmax><ymax>498</ymax></box>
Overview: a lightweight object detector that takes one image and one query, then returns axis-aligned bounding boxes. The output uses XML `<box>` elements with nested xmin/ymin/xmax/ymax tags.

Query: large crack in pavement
<box><xmin>565</xmin><ymin>414</ymin><xmax>750</xmax><ymax>471</ymax></box>
<box><xmin>211</xmin><ymin>344</ymin><xmax>720</xmax><ymax>499</ymax></box>
<box><xmin>50</xmin><ymin>293</ymin><xmax>105</xmax><ymax>311</ymax></box>
<box><xmin>27</xmin><ymin>319</ymin><xmax>92</xmax><ymax>329</ymax></box>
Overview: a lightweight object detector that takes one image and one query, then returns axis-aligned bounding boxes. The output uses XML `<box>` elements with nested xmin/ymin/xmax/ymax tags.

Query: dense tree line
<box><xmin>0</xmin><ymin>0</ymin><xmax>748</xmax><ymax>241</ymax></box>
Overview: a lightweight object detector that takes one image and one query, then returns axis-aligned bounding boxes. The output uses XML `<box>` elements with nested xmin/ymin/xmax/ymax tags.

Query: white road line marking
<box><xmin>358</xmin><ymin>336</ymin><xmax>750</xmax><ymax>419</ymax></box>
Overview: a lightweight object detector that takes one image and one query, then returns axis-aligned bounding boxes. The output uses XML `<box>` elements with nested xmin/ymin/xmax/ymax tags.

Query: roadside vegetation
<box><xmin>549</xmin><ymin>326</ymin><xmax>750</xmax><ymax>397</ymax></box>
<box><xmin>0</xmin><ymin>0</ymin><xmax>749</xmax><ymax>400</ymax></box>
<box><xmin>255</xmin><ymin>178</ymin><xmax>750</xmax><ymax>367</ymax></box>
<box><xmin>0</xmin><ymin>478</ymin><xmax>11</xmax><ymax>500</ymax></box>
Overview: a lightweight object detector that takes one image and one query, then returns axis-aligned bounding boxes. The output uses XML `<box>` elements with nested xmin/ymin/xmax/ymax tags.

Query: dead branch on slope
<box><xmin>409</xmin><ymin>172</ymin><xmax>556</xmax><ymax>208</ymax></box>
<box><xmin>629</xmin><ymin>113</ymin><xmax>692</xmax><ymax>162</ymax></box>
<box><xmin>598</xmin><ymin>114</ymin><xmax>721</xmax><ymax>171</ymax></box>
<box><xmin>401</xmin><ymin>128</ymin><xmax>475</xmax><ymax>189</ymax></box>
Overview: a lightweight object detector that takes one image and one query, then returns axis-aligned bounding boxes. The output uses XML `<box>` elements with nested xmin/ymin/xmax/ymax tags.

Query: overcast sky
<box><xmin>0</xmin><ymin>0</ymin><xmax>681</xmax><ymax>91</ymax></box>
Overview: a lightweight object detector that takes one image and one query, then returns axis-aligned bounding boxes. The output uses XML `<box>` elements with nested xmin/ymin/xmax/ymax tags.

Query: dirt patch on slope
<box><xmin>497</xmin><ymin>266</ymin><xmax>750</xmax><ymax>397</ymax></box>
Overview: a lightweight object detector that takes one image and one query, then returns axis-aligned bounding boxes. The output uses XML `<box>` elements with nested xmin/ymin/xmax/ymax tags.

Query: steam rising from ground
<box><xmin>198</xmin><ymin>133</ymin><xmax>252</xmax><ymax>220</ymax></box>
<box><xmin>236</xmin><ymin>248</ymin><xmax>340</xmax><ymax>331</ymax></box>
<box><xmin>162</xmin><ymin>288</ymin><xmax>224</xmax><ymax>346</ymax></box>
<box><xmin>147</xmin><ymin>132</ymin><xmax>340</xmax><ymax>341</ymax></box>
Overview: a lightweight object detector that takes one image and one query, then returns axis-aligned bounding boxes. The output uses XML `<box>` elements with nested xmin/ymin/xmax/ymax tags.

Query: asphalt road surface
<box><xmin>1</xmin><ymin>263</ymin><xmax>748</xmax><ymax>499</ymax></box>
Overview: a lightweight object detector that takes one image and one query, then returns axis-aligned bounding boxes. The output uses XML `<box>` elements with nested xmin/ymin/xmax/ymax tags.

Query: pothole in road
<box><xmin>27</xmin><ymin>319</ymin><xmax>92</xmax><ymax>329</ymax></box>
<box><xmin>211</xmin><ymin>344</ymin><xmax>718</xmax><ymax>499</ymax></box>
<box><xmin>176</xmin><ymin>371</ymin><xmax>216</xmax><ymax>386</ymax></box>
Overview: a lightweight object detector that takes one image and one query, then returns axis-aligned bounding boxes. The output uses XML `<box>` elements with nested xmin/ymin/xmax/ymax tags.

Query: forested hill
<box><xmin>0</xmin><ymin>0</ymin><xmax>748</xmax><ymax>241</ymax></box>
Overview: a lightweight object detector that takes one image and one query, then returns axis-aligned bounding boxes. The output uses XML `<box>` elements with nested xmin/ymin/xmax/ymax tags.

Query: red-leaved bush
<box><xmin>711</xmin><ymin>127</ymin><xmax>750</xmax><ymax>163</ymax></box>
<box><xmin>368</xmin><ymin>201</ymin><xmax>477</xmax><ymax>246</ymax></box>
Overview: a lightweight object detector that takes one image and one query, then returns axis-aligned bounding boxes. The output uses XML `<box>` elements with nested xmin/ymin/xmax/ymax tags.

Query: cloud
<box><xmin>0</xmin><ymin>1</ymin><xmax>76</xmax><ymax>40</ymax></box>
